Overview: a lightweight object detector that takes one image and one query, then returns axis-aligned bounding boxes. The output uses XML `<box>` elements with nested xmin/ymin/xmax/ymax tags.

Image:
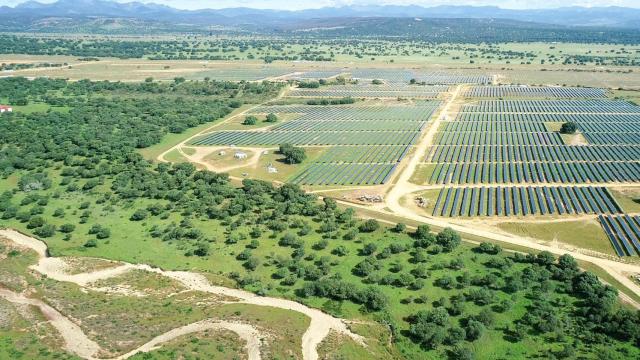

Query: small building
<box><xmin>234</xmin><ymin>151</ymin><xmax>248</xmax><ymax>159</ymax></box>
<box><xmin>218</xmin><ymin>150</ymin><xmax>226</xmax><ymax>156</ymax></box>
<box><xmin>0</xmin><ymin>105</ymin><xmax>13</xmax><ymax>113</ymax></box>
<box><xmin>266</xmin><ymin>164</ymin><xmax>278</xmax><ymax>173</ymax></box>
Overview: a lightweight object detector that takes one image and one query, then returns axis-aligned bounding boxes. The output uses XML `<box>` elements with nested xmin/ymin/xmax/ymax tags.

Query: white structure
<box><xmin>234</xmin><ymin>151</ymin><xmax>248</xmax><ymax>159</ymax></box>
<box><xmin>218</xmin><ymin>150</ymin><xmax>226</xmax><ymax>156</ymax></box>
<box><xmin>266</xmin><ymin>164</ymin><xmax>278</xmax><ymax>173</ymax></box>
<box><xmin>0</xmin><ymin>105</ymin><xmax>13</xmax><ymax>113</ymax></box>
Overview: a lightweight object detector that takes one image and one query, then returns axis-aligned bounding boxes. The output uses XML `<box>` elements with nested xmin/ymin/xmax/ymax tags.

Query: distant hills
<box><xmin>0</xmin><ymin>0</ymin><xmax>639</xmax><ymax>36</ymax></box>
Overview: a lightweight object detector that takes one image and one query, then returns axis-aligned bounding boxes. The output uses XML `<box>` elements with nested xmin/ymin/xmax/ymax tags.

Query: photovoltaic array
<box><xmin>190</xmin><ymin>102</ymin><xmax>441</xmax><ymax>185</ymax></box>
<box><xmin>424</xmin><ymin>86</ymin><xmax>640</xmax><ymax>250</ymax></box>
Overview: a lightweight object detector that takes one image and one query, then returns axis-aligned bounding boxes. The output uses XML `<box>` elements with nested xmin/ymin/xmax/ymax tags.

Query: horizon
<box><xmin>2</xmin><ymin>0</ymin><xmax>640</xmax><ymax>11</ymax></box>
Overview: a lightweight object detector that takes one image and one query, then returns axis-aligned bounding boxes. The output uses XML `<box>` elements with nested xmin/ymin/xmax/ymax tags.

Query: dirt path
<box><xmin>0</xmin><ymin>288</ymin><xmax>102</xmax><ymax>359</ymax></box>
<box><xmin>0</xmin><ymin>229</ymin><xmax>364</xmax><ymax>360</ymax></box>
<box><xmin>115</xmin><ymin>319</ymin><xmax>262</xmax><ymax>360</ymax></box>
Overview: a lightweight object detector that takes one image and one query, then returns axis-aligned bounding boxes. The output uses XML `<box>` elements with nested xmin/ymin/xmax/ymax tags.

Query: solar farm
<box><xmin>182</xmin><ymin>69</ymin><xmax>640</xmax><ymax>256</ymax></box>
<box><xmin>408</xmin><ymin>85</ymin><xmax>640</xmax><ymax>256</ymax></box>
<box><xmin>287</xmin><ymin>84</ymin><xmax>448</xmax><ymax>98</ymax></box>
<box><xmin>191</xmin><ymin>101</ymin><xmax>441</xmax><ymax>185</ymax></box>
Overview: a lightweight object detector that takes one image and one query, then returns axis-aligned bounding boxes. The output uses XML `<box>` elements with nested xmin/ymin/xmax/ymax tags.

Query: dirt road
<box><xmin>0</xmin><ymin>229</ymin><xmax>364</xmax><ymax>360</ymax></box>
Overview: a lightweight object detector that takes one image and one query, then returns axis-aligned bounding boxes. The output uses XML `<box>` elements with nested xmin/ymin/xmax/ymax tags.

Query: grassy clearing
<box><xmin>407</xmin><ymin>189</ymin><xmax>446</xmax><ymax>216</ymax></box>
<box><xmin>0</xmin><ymin>238</ymin><xmax>40</xmax><ymax>292</ymax></box>
<box><xmin>543</xmin><ymin>122</ymin><xmax>563</xmax><ymax>132</ymax></box>
<box><xmin>162</xmin><ymin>149</ymin><xmax>190</xmax><ymax>163</ymax></box>
<box><xmin>203</xmin><ymin>148</ymin><xmax>257</xmax><ymax>168</ymax></box>
<box><xmin>610</xmin><ymin>188</ymin><xmax>640</xmax><ymax>213</ymax></box>
<box><xmin>227</xmin><ymin>147</ymin><xmax>327</xmax><ymax>183</ymax></box>
<box><xmin>318</xmin><ymin>323</ymin><xmax>400</xmax><ymax>360</ymax></box>
<box><xmin>409</xmin><ymin>164</ymin><xmax>437</xmax><ymax>185</ymax></box>
<box><xmin>211</xmin><ymin>303</ymin><xmax>308</xmax><ymax>359</ymax></box>
<box><xmin>497</xmin><ymin>219</ymin><xmax>615</xmax><ymax>256</ymax></box>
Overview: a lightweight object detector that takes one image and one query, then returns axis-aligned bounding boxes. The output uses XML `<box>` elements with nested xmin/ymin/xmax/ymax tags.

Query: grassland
<box><xmin>497</xmin><ymin>219</ymin><xmax>614</xmax><ymax>256</ymax></box>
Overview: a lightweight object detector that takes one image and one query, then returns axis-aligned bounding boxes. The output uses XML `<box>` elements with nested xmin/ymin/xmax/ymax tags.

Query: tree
<box><xmin>244</xmin><ymin>256</ymin><xmax>260</xmax><ymax>271</ymax></box>
<box><xmin>436</xmin><ymin>228</ymin><xmax>461</xmax><ymax>252</ymax></box>
<box><xmin>243</xmin><ymin>115</ymin><xmax>258</xmax><ymax>125</ymax></box>
<box><xmin>359</xmin><ymin>219</ymin><xmax>380</xmax><ymax>233</ymax></box>
<box><xmin>475</xmin><ymin>242</ymin><xmax>501</xmax><ymax>254</ymax></box>
<box><xmin>84</xmin><ymin>239</ymin><xmax>98</xmax><ymax>248</ymax></box>
<box><xmin>361</xmin><ymin>243</ymin><xmax>377</xmax><ymax>256</ymax></box>
<box><xmin>59</xmin><ymin>223</ymin><xmax>76</xmax><ymax>233</ymax></box>
<box><xmin>278</xmin><ymin>143</ymin><xmax>306</xmax><ymax>164</ymax></box>
<box><xmin>359</xmin><ymin>287</ymin><xmax>388</xmax><ymax>311</ymax></box>
<box><xmin>465</xmin><ymin>320</ymin><xmax>485</xmax><ymax>341</ymax></box>
<box><xmin>193</xmin><ymin>242</ymin><xmax>210</xmax><ymax>257</ymax></box>
<box><xmin>265</xmin><ymin>113</ymin><xmax>278</xmax><ymax>122</ymax></box>
<box><xmin>393</xmin><ymin>223</ymin><xmax>407</xmax><ymax>233</ymax></box>
<box><xmin>408</xmin><ymin>308</ymin><xmax>449</xmax><ymax>349</ymax></box>
<box><xmin>450</xmin><ymin>346</ymin><xmax>475</xmax><ymax>360</ymax></box>
<box><xmin>35</xmin><ymin>224</ymin><xmax>56</xmax><ymax>237</ymax></box>
<box><xmin>560</xmin><ymin>121</ymin><xmax>577</xmax><ymax>134</ymax></box>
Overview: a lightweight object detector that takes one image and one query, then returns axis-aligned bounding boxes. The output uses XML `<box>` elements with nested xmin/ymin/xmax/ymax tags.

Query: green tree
<box><xmin>436</xmin><ymin>228</ymin><xmax>461</xmax><ymax>252</ymax></box>
<box><xmin>560</xmin><ymin>121</ymin><xmax>577</xmax><ymax>134</ymax></box>
<box><xmin>359</xmin><ymin>219</ymin><xmax>380</xmax><ymax>233</ymax></box>
<box><xmin>243</xmin><ymin>115</ymin><xmax>258</xmax><ymax>125</ymax></box>
<box><xmin>265</xmin><ymin>113</ymin><xmax>278</xmax><ymax>122</ymax></box>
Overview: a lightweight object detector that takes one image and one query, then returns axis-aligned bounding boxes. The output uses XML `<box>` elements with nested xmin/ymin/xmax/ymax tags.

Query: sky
<box><xmin>2</xmin><ymin>0</ymin><xmax>639</xmax><ymax>10</ymax></box>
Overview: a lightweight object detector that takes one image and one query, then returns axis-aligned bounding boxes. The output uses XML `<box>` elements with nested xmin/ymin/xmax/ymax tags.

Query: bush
<box><xmin>84</xmin><ymin>239</ymin><xmax>98</xmax><ymax>248</ymax></box>
<box><xmin>394</xmin><ymin>223</ymin><xmax>407</xmax><ymax>233</ymax></box>
<box><xmin>35</xmin><ymin>224</ymin><xmax>56</xmax><ymax>237</ymax></box>
<box><xmin>59</xmin><ymin>224</ymin><xmax>76</xmax><ymax>233</ymax></box>
<box><xmin>475</xmin><ymin>242</ymin><xmax>501</xmax><ymax>254</ymax></box>
<box><xmin>130</xmin><ymin>209</ymin><xmax>148</xmax><ymax>221</ymax></box>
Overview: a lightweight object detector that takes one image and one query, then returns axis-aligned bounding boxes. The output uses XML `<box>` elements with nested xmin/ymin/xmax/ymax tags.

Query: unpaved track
<box><xmin>0</xmin><ymin>229</ymin><xmax>364</xmax><ymax>360</ymax></box>
<box><xmin>0</xmin><ymin>288</ymin><xmax>102</xmax><ymax>359</ymax></box>
<box><xmin>115</xmin><ymin>319</ymin><xmax>262</xmax><ymax>360</ymax></box>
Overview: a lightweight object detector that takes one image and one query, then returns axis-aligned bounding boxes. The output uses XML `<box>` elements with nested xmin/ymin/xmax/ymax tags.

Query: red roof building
<box><xmin>0</xmin><ymin>105</ymin><xmax>12</xmax><ymax>113</ymax></box>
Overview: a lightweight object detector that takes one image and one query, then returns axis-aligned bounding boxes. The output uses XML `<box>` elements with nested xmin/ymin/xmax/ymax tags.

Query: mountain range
<box><xmin>1</xmin><ymin>0</ymin><xmax>640</xmax><ymax>29</ymax></box>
